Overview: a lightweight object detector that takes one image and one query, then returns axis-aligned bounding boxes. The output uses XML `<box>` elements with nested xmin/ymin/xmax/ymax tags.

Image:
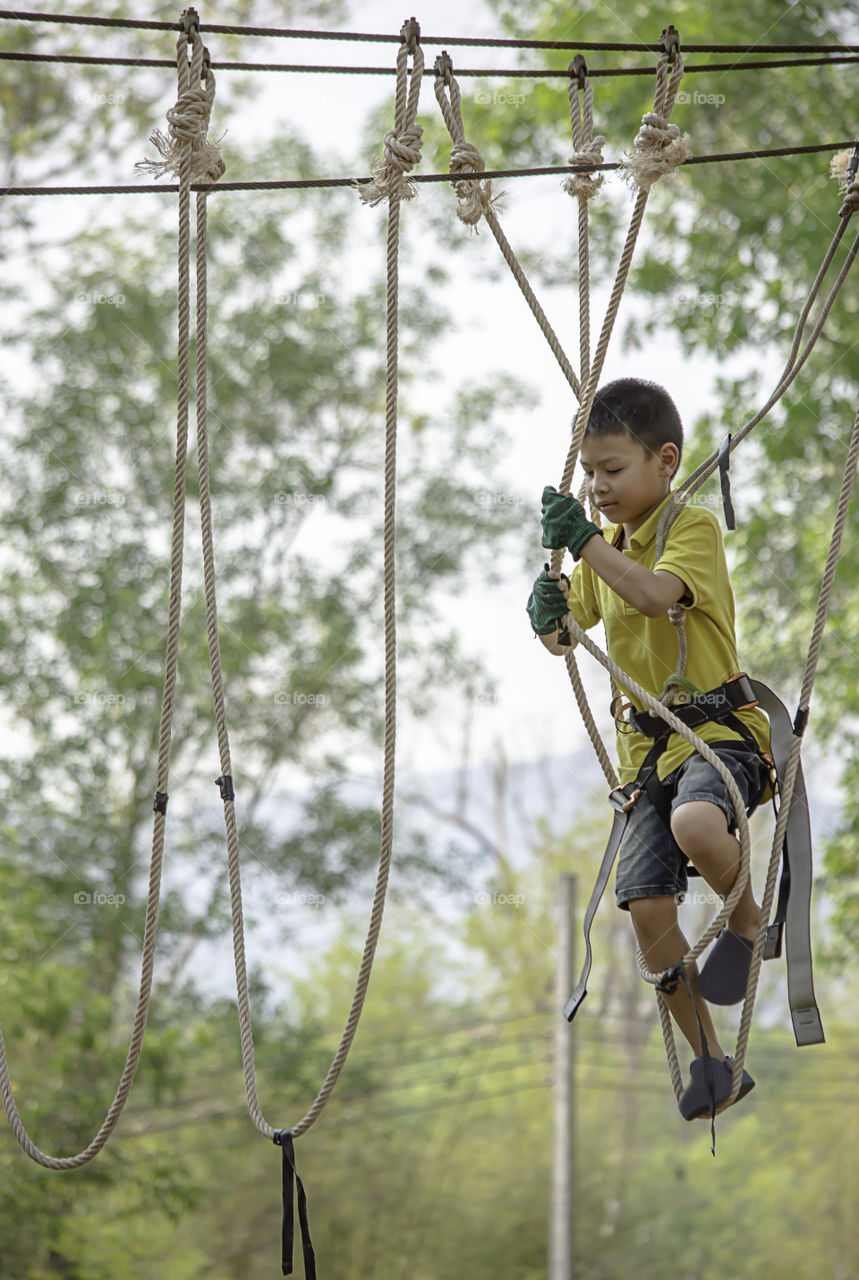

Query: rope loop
<box><xmin>136</xmin><ymin>19</ymin><xmax>225</xmax><ymax>183</ymax></box>
<box><xmin>565</xmin><ymin>59</ymin><xmax>605</xmax><ymax>200</ymax></box>
<box><xmin>433</xmin><ymin>53</ymin><xmax>495</xmax><ymax>226</ymax></box>
<box><xmin>357</xmin><ymin>31</ymin><xmax>424</xmax><ymax>206</ymax></box>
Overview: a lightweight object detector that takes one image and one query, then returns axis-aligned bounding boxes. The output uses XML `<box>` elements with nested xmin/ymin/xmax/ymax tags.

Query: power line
<box><xmin>2</xmin><ymin>12</ymin><xmax>859</xmax><ymax>54</ymax></box>
<box><xmin>3</xmin><ymin>49</ymin><xmax>859</xmax><ymax>76</ymax></box>
<box><xmin>1</xmin><ymin>138</ymin><xmax>855</xmax><ymax>199</ymax></box>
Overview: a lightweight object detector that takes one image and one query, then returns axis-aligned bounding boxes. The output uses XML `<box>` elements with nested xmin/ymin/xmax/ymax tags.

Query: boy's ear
<box><xmin>658</xmin><ymin>442</ymin><xmax>680</xmax><ymax>476</ymax></box>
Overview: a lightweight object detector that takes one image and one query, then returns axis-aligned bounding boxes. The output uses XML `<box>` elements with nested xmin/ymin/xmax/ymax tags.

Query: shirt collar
<box><xmin>610</xmin><ymin>493</ymin><xmax>675</xmax><ymax>551</ymax></box>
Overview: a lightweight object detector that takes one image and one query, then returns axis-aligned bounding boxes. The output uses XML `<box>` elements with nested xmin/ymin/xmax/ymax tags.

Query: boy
<box><xmin>526</xmin><ymin>378</ymin><xmax>771</xmax><ymax>1120</ymax></box>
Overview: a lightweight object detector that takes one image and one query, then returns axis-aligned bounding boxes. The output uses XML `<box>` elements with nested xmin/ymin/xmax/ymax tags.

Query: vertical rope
<box><xmin>0</xmin><ymin>17</ymin><xmax>200</xmax><ymax>1169</ymax></box>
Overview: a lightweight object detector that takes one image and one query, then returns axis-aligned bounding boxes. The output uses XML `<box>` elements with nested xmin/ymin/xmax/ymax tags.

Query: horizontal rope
<box><xmin>2</xmin><ymin>12</ymin><xmax>859</xmax><ymax>53</ymax></box>
<box><xmin>1</xmin><ymin>138</ymin><xmax>855</xmax><ymax>198</ymax></box>
<box><xmin>4</xmin><ymin>50</ymin><xmax>859</xmax><ymax>76</ymax></box>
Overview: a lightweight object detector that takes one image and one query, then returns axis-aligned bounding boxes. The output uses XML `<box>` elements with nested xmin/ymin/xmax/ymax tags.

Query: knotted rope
<box><xmin>619</xmin><ymin>47</ymin><xmax>689</xmax><ymax>192</ymax></box>
<box><xmin>135</xmin><ymin>18</ymin><xmax>224</xmax><ymax>184</ymax></box>
<box><xmin>434</xmin><ymin>53</ymin><xmax>582</xmax><ymax>401</ymax></box>
<box><xmin>358</xmin><ymin>20</ymin><xmax>423</xmax><ymax>207</ymax></box>
<box><xmin>0</xmin><ymin>13</ymin><xmax>212</xmax><ymax>1170</ymax></box>
<box><xmin>564</xmin><ymin>58</ymin><xmax>606</xmax><ymax>204</ymax></box>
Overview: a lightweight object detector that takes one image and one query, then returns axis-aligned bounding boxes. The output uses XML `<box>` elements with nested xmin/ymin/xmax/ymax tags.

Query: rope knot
<box><xmin>564</xmin><ymin>136</ymin><xmax>606</xmax><ymax>200</ymax></box>
<box><xmin>382</xmin><ymin>121</ymin><xmax>423</xmax><ymax>173</ymax></box>
<box><xmin>621</xmin><ymin>111</ymin><xmax>689</xmax><ymax>193</ymax></box>
<box><xmin>449</xmin><ymin>139</ymin><xmax>493</xmax><ymax>225</ymax></box>
<box><xmin>136</xmin><ymin>34</ymin><xmax>224</xmax><ymax>184</ymax></box>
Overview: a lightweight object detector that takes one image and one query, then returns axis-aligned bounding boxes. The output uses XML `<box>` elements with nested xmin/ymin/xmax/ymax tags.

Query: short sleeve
<box><xmin>654</xmin><ymin>508</ymin><xmax>722</xmax><ymax>610</ymax></box>
<box><xmin>567</xmin><ymin>560</ymin><xmax>601</xmax><ymax>631</ymax></box>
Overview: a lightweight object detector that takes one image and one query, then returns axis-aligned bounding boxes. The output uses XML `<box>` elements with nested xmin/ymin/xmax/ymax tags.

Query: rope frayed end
<box><xmin>136</xmin><ymin>126</ymin><xmax>226</xmax><ymax>184</ymax></box>
<box><xmin>356</xmin><ymin>121</ymin><xmax>424</xmax><ymax>206</ymax></box>
<box><xmin>620</xmin><ymin>118</ymin><xmax>689</xmax><ymax>193</ymax></box>
<box><xmin>831</xmin><ymin>146</ymin><xmax>859</xmax><ymax>216</ymax></box>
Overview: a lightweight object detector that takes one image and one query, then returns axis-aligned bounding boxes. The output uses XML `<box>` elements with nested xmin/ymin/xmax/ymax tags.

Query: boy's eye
<box><xmin>606</xmin><ymin>468</ymin><xmax>622</xmax><ymax>475</ymax></box>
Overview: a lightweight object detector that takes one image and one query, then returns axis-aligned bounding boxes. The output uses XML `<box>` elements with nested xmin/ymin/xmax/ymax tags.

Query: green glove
<box><xmin>526</xmin><ymin>566</ymin><xmax>570</xmax><ymax>635</ymax></box>
<box><xmin>540</xmin><ymin>485</ymin><xmax>602</xmax><ymax>560</ymax></box>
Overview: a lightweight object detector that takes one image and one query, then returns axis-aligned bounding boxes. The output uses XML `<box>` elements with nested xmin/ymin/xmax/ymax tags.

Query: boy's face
<box><xmin>580</xmin><ymin>430</ymin><xmax>678</xmax><ymax>535</ymax></box>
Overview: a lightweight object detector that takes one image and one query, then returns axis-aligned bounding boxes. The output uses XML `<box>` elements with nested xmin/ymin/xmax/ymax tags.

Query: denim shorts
<box><xmin>615</xmin><ymin>744</ymin><xmax>770</xmax><ymax>910</ymax></box>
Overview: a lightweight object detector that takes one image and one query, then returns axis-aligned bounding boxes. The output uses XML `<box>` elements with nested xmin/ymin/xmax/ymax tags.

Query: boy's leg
<box><xmin>627</xmin><ymin>895</ymin><xmax>725</xmax><ymax>1059</ymax></box>
<box><xmin>670</xmin><ymin>800</ymin><xmax>761</xmax><ymax>939</ymax></box>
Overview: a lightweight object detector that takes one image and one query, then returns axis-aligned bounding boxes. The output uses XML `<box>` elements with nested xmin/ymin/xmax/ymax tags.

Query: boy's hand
<box><xmin>526</xmin><ymin>565</ymin><xmax>570</xmax><ymax>634</ymax></box>
<box><xmin>540</xmin><ymin>485</ymin><xmax>603</xmax><ymax>560</ymax></box>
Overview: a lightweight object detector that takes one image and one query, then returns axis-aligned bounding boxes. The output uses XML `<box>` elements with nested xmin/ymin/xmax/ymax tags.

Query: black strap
<box><xmin>273</xmin><ymin>1131</ymin><xmax>316</xmax><ymax>1279</ymax></box>
<box><xmin>565</xmin><ymin>799</ymin><xmax>629</xmax><ymax>1020</ymax></box>
<box><xmin>718</xmin><ymin>433</ymin><xmax>736</xmax><ymax>531</ymax></box>
<box><xmin>659</xmin><ymin>962</ymin><xmax>719</xmax><ymax>1155</ymax></box>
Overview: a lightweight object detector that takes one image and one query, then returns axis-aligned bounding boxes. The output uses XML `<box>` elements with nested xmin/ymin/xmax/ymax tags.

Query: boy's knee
<box><xmin>670</xmin><ymin>798</ymin><xmax>729</xmax><ymax>855</ymax></box>
<box><xmin>628</xmin><ymin>894</ymin><xmax>677</xmax><ymax>942</ymax></box>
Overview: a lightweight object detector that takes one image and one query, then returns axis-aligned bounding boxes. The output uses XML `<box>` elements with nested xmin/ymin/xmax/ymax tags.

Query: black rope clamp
<box><xmin>153</xmin><ymin>791</ymin><xmax>169</xmax><ymax>815</ymax></box>
<box><xmin>569</xmin><ymin>53</ymin><xmax>589</xmax><ymax>89</ymax></box>
<box><xmin>273</xmin><ymin>1130</ymin><xmax>316</xmax><ymax>1278</ymax></box>
<box><xmin>400</xmin><ymin>16</ymin><xmax>420</xmax><ymax>51</ymax></box>
<box><xmin>656</xmin><ymin>962</ymin><xmax>683</xmax><ymax>996</ymax></box>
<box><xmin>659</xmin><ymin>24</ymin><xmax>681</xmax><ymax>63</ymax></box>
<box><xmin>434</xmin><ymin>50</ymin><xmax>454</xmax><ymax>83</ymax></box>
<box><xmin>793</xmin><ymin>706</ymin><xmax>810</xmax><ymax>738</ymax></box>
<box><xmin>181</xmin><ymin>6</ymin><xmax>200</xmax><ymax>36</ymax></box>
<box><xmin>718</xmin><ymin>433</ymin><xmax>737</xmax><ymax>531</ymax></box>
<box><xmin>215</xmin><ymin>774</ymin><xmax>235</xmax><ymax>802</ymax></box>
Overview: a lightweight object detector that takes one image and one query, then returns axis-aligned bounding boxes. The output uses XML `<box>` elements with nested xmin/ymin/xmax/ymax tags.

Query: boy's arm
<box><xmin>580</xmin><ymin>533</ymin><xmax>686</xmax><ymax>617</ymax></box>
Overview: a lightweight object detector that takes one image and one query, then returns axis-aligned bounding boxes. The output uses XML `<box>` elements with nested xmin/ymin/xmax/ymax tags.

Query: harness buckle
<box><xmin>621</xmin><ymin>787</ymin><xmax>642</xmax><ymax>813</ymax></box>
<box><xmin>725</xmin><ymin>671</ymin><xmax>759</xmax><ymax>711</ymax></box>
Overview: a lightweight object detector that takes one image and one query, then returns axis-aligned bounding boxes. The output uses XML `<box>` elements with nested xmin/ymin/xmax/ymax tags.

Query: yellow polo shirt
<box><xmin>567</xmin><ymin>494</ymin><xmax>770</xmax><ymax>784</ymax></box>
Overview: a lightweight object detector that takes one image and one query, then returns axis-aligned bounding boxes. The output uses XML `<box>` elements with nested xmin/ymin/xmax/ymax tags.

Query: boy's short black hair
<box><xmin>584</xmin><ymin>378</ymin><xmax>683</xmax><ymax>475</ymax></box>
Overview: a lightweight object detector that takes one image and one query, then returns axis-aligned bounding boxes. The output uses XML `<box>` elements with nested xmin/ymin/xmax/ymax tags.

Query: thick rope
<box><xmin>0</xmin><ymin>20</ymin><xmax>203</xmax><ymax>1169</ymax></box>
<box><xmin>205</xmin><ymin>24</ymin><xmax>424</xmax><ymax>1141</ymax></box>
<box><xmin>434</xmin><ymin>54</ymin><xmax>582</xmax><ymax>402</ymax></box>
<box><xmin>656</xmin><ymin>217</ymin><xmax>859</xmax><ymax>558</ymax></box>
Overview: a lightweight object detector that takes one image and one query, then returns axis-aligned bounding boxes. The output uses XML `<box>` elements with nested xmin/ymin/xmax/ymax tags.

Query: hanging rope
<box><xmin>202</xmin><ymin>17</ymin><xmax>426</xmax><ymax>1144</ymax></box>
<box><xmin>0</xmin><ymin>10</ymin><xmax>210</xmax><ymax>1170</ymax></box>
<box><xmin>434</xmin><ymin>52</ymin><xmax>582</xmax><ymax>401</ymax></box>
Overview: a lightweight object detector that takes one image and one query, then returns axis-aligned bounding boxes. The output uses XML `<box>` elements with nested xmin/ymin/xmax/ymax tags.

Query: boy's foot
<box><xmin>678</xmin><ymin>1054</ymin><xmax>755</xmax><ymax>1121</ymax></box>
<box><xmin>697</xmin><ymin>928</ymin><xmax>754</xmax><ymax>1005</ymax></box>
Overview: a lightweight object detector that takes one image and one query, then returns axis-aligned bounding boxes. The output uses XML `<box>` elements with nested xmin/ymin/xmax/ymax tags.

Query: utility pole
<box><xmin>549</xmin><ymin>873</ymin><xmax>575</xmax><ymax>1280</ymax></box>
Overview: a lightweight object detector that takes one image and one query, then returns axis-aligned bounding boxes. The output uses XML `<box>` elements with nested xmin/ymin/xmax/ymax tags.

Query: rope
<box><xmin>225</xmin><ymin>22</ymin><xmax>424</xmax><ymax>1140</ymax></box>
<box><xmin>655</xmin><ymin>216</ymin><xmax>859</xmax><ymax>559</ymax></box>
<box><xmin>433</xmin><ymin>53</ymin><xmax>581</xmax><ymax>401</ymax></box>
<box><xmin>0</xmin><ymin>17</ymin><xmax>206</xmax><ymax>1169</ymax></box>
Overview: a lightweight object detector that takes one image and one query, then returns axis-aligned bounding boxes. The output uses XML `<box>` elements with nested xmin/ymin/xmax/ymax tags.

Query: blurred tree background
<box><xmin>1</xmin><ymin>0</ymin><xmax>858</xmax><ymax>1277</ymax></box>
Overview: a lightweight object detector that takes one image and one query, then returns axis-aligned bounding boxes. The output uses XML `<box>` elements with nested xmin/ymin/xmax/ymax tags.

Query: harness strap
<box><xmin>565</xmin><ymin>792</ymin><xmax>630</xmax><ymax>1021</ymax></box>
<box><xmin>748</xmin><ymin>680</ymin><xmax>824</xmax><ymax>1046</ymax></box>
